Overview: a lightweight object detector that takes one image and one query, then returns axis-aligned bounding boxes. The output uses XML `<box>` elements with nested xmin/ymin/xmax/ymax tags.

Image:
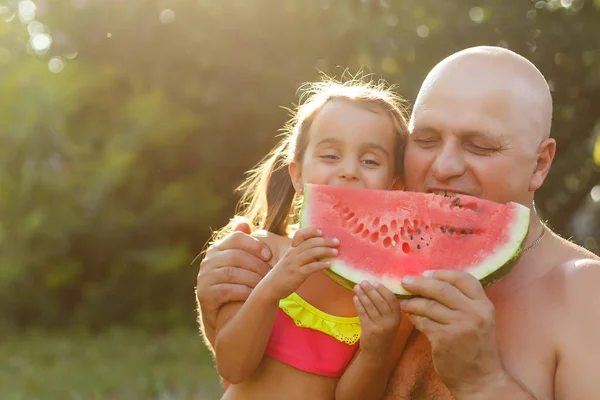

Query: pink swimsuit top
<box><xmin>264</xmin><ymin>292</ymin><xmax>361</xmax><ymax>377</ymax></box>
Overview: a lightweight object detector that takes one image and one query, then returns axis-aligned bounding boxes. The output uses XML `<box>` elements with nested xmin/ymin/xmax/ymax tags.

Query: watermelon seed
<box><xmin>352</xmin><ymin>223</ymin><xmax>364</xmax><ymax>234</ymax></box>
<box><xmin>440</xmin><ymin>226</ymin><xmax>446</xmax><ymax>233</ymax></box>
<box><xmin>346</xmin><ymin>212</ymin><xmax>355</xmax><ymax>220</ymax></box>
<box><xmin>416</xmin><ymin>228</ymin><xmax>421</xmax><ymax>234</ymax></box>
<box><xmin>361</xmin><ymin>229</ymin><xmax>370</xmax><ymax>239</ymax></box>
<box><xmin>370</xmin><ymin>232</ymin><xmax>379</xmax><ymax>243</ymax></box>
<box><xmin>420</xmin><ymin>237</ymin><xmax>424</xmax><ymax>241</ymax></box>
<box><xmin>380</xmin><ymin>224</ymin><xmax>388</xmax><ymax>234</ymax></box>
<box><xmin>383</xmin><ymin>237</ymin><xmax>393</xmax><ymax>248</ymax></box>
<box><xmin>409</xmin><ymin>235</ymin><xmax>414</xmax><ymax>240</ymax></box>
<box><xmin>402</xmin><ymin>242</ymin><xmax>410</xmax><ymax>254</ymax></box>
<box><xmin>372</xmin><ymin>217</ymin><xmax>380</xmax><ymax>227</ymax></box>
<box><xmin>393</xmin><ymin>234</ymin><xmax>400</xmax><ymax>243</ymax></box>
<box><xmin>417</xmin><ymin>244</ymin><xmax>421</xmax><ymax>250</ymax></box>
<box><xmin>449</xmin><ymin>227</ymin><xmax>455</xmax><ymax>234</ymax></box>
<box><xmin>390</xmin><ymin>220</ymin><xmax>397</xmax><ymax>230</ymax></box>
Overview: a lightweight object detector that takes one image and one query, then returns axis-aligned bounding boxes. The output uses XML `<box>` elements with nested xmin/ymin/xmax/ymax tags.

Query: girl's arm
<box><xmin>335</xmin><ymin>281</ymin><xmax>411</xmax><ymax>400</ymax></box>
<box><xmin>213</xmin><ymin>232</ymin><xmax>281</xmax><ymax>384</ymax></box>
<box><xmin>214</xmin><ymin>228</ymin><xmax>339</xmax><ymax>384</ymax></box>
<box><xmin>214</xmin><ymin>282</ymin><xmax>281</xmax><ymax>384</ymax></box>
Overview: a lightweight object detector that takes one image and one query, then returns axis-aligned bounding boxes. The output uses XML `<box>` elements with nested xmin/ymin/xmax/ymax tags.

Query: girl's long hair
<box><xmin>210</xmin><ymin>73</ymin><xmax>409</xmax><ymax>245</ymax></box>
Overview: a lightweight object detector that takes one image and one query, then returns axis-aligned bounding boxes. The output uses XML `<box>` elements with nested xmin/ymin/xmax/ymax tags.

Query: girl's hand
<box><xmin>353</xmin><ymin>281</ymin><xmax>402</xmax><ymax>358</ymax></box>
<box><xmin>262</xmin><ymin>227</ymin><xmax>339</xmax><ymax>301</ymax></box>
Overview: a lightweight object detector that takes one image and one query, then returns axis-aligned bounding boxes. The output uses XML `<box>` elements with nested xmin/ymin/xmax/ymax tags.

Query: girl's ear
<box><xmin>288</xmin><ymin>162</ymin><xmax>303</xmax><ymax>193</ymax></box>
<box><xmin>392</xmin><ymin>177</ymin><xmax>405</xmax><ymax>191</ymax></box>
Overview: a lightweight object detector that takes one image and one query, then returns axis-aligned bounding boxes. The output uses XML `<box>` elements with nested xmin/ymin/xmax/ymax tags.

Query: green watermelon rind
<box><xmin>299</xmin><ymin>186</ymin><xmax>531</xmax><ymax>298</ymax></box>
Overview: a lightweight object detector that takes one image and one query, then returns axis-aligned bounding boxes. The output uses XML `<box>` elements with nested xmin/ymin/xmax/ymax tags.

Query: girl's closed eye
<box><xmin>320</xmin><ymin>154</ymin><xmax>339</xmax><ymax>160</ymax></box>
<box><xmin>361</xmin><ymin>158</ymin><xmax>381</xmax><ymax>167</ymax></box>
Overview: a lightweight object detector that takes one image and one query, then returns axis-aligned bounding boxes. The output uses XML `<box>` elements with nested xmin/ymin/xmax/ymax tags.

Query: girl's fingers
<box><xmin>354</xmin><ymin>284</ymin><xmax>382</xmax><ymax>320</ymax></box>
<box><xmin>296</xmin><ymin>246</ymin><xmax>338</xmax><ymax>266</ymax></box>
<box><xmin>354</xmin><ymin>295</ymin><xmax>372</xmax><ymax>324</ymax></box>
<box><xmin>303</xmin><ymin>261</ymin><xmax>332</xmax><ymax>274</ymax></box>
<box><xmin>291</xmin><ymin>227</ymin><xmax>322</xmax><ymax>247</ymax></box>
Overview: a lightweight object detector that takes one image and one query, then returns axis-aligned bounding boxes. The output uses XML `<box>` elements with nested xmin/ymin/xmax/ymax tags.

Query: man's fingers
<box><xmin>210</xmin><ymin>266</ymin><xmax>265</xmax><ymax>288</ymax></box>
<box><xmin>406</xmin><ymin>313</ymin><xmax>443</xmax><ymax>335</ymax></box>
<box><xmin>203</xmin><ymin>248</ymin><xmax>271</xmax><ymax>278</ymax></box>
<box><xmin>400</xmin><ymin>297</ymin><xmax>454</xmax><ymax>324</ymax></box>
<box><xmin>232</xmin><ymin>220</ymin><xmax>252</xmax><ymax>234</ymax></box>
<box><xmin>400</xmin><ymin>275</ymin><xmax>469</xmax><ymax>310</ymax></box>
<box><xmin>206</xmin><ymin>283</ymin><xmax>254</xmax><ymax>305</ymax></box>
<box><xmin>420</xmin><ymin>270</ymin><xmax>484</xmax><ymax>300</ymax></box>
<box><xmin>214</xmin><ymin>231</ymin><xmax>272</xmax><ymax>262</ymax></box>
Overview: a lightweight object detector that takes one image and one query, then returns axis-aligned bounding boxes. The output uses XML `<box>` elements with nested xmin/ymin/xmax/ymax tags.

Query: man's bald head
<box><xmin>404</xmin><ymin>46</ymin><xmax>557</xmax><ymax>206</ymax></box>
<box><xmin>411</xmin><ymin>46</ymin><xmax>553</xmax><ymax>152</ymax></box>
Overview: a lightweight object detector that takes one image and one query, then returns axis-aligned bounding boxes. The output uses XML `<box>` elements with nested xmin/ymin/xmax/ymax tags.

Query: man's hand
<box><xmin>399</xmin><ymin>270</ymin><xmax>510</xmax><ymax>398</ymax></box>
<box><xmin>196</xmin><ymin>221</ymin><xmax>272</xmax><ymax>347</ymax></box>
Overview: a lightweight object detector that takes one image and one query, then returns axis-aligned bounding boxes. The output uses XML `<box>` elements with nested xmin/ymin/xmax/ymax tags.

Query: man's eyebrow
<box><xmin>411</xmin><ymin>126</ymin><xmax>441</xmax><ymax>135</ymax></box>
<box><xmin>412</xmin><ymin>126</ymin><xmax>497</xmax><ymax>141</ymax></box>
<box><xmin>461</xmin><ymin>129</ymin><xmax>497</xmax><ymax>141</ymax></box>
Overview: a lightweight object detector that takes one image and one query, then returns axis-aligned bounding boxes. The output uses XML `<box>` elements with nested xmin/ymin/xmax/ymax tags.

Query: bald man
<box><xmin>197</xmin><ymin>46</ymin><xmax>600</xmax><ymax>399</ymax></box>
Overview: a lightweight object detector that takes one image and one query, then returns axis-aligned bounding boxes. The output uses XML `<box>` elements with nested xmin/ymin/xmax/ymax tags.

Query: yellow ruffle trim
<box><xmin>279</xmin><ymin>292</ymin><xmax>361</xmax><ymax>345</ymax></box>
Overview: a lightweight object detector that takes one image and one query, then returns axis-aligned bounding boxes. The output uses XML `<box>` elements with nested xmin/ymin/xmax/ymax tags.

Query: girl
<box><xmin>213</xmin><ymin>76</ymin><xmax>411</xmax><ymax>400</ymax></box>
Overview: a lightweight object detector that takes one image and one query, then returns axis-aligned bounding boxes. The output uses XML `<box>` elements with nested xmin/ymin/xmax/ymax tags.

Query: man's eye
<box><xmin>413</xmin><ymin>138</ymin><xmax>439</xmax><ymax>147</ymax></box>
<box><xmin>320</xmin><ymin>155</ymin><xmax>338</xmax><ymax>160</ymax></box>
<box><xmin>466</xmin><ymin>143</ymin><xmax>496</xmax><ymax>154</ymax></box>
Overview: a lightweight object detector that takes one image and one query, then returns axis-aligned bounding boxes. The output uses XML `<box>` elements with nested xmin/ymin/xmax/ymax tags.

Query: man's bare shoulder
<box><xmin>552</xmin><ymin>245</ymin><xmax>600</xmax><ymax>399</ymax></box>
<box><xmin>560</xmin><ymin>256</ymin><xmax>600</xmax><ymax>297</ymax></box>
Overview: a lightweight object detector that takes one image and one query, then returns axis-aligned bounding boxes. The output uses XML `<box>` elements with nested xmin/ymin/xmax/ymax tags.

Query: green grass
<box><xmin>0</xmin><ymin>328</ymin><xmax>224</xmax><ymax>400</ymax></box>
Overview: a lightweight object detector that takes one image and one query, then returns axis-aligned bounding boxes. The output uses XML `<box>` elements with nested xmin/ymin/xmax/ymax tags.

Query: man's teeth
<box><xmin>433</xmin><ymin>191</ymin><xmax>451</xmax><ymax>197</ymax></box>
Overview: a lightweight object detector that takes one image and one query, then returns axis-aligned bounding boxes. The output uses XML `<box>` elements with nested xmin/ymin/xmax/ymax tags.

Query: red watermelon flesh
<box><xmin>298</xmin><ymin>184</ymin><xmax>530</xmax><ymax>297</ymax></box>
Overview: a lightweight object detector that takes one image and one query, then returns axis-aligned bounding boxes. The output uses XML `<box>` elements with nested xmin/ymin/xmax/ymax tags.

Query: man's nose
<box><xmin>431</xmin><ymin>142</ymin><xmax>466</xmax><ymax>182</ymax></box>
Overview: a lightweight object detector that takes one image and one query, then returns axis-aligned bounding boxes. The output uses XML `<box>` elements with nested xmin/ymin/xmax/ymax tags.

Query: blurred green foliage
<box><xmin>0</xmin><ymin>328</ymin><xmax>222</xmax><ymax>398</ymax></box>
<box><xmin>0</xmin><ymin>0</ymin><xmax>598</xmax><ymax>332</ymax></box>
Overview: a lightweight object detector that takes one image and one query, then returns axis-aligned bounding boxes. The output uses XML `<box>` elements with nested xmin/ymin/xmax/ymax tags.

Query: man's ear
<box><xmin>288</xmin><ymin>162</ymin><xmax>303</xmax><ymax>193</ymax></box>
<box><xmin>529</xmin><ymin>138</ymin><xmax>556</xmax><ymax>192</ymax></box>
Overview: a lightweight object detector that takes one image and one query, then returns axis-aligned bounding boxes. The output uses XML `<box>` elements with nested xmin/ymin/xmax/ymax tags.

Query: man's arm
<box><xmin>399</xmin><ymin>270</ymin><xmax>537</xmax><ymax>400</ymax></box>
<box><xmin>554</xmin><ymin>259</ymin><xmax>600</xmax><ymax>400</ymax></box>
<box><xmin>196</xmin><ymin>222</ymin><xmax>272</xmax><ymax>349</ymax></box>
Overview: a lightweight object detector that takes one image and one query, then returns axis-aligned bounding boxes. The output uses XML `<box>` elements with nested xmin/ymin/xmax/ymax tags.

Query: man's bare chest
<box><xmin>383</xmin><ymin>301</ymin><xmax>555</xmax><ymax>399</ymax></box>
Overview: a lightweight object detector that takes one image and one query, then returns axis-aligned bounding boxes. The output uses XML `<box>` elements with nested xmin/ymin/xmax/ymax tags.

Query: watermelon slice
<box><xmin>298</xmin><ymin>184</ymin><xmax>530</xmax><ymax>298</ymax></box>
